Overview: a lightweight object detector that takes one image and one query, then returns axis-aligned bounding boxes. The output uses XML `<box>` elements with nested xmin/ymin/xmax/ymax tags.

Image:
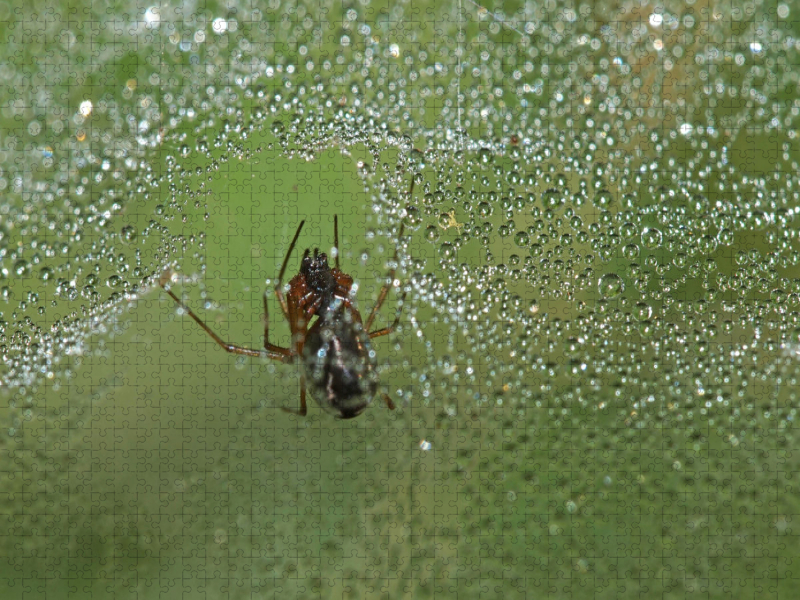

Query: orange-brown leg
<box><xmin>281</xmin><ymin>374</ymin><xmax>308</xmax><ymax>416</ymax></box>
<box><xmin>263</xmin><ymin>290</ymin><xmax>293</xmax><ymax>357</ymax></box>
<box><xmin>368</xmin><ymin>292</ymin><xmax>407</xmax><ymax>339</ymax></box>
<box><xmin>382</xmin><ymin>393</ymin><xmax>396</xmax><ymax>410</ymax></box>
<box><xmin>364</xmin><ymin>179</ymin><xmax>411</xmax><ymax>333</ymax></box>
<box><xmin>364</xmin><ymin>233</ymin><xmax>405</xmax><ymax>331</ymax></box>
<box><xmin>263</xmin><ymin>287</ymin><xmax>312</xmax><ymax>416</ymax></box>
<box><xmin>274</xmin><ymin>221</ymin><xmax>306</xmax><ymax>319</ymax></box>
<box><xmin>160</xmin><ymin>271</ymin><xmax>290</xmax><ymax>360</ymax></box>
<box><xmin>333</xmin><ymin>215</ymin><xmax>340</xmax><ymax>269</ymax></box>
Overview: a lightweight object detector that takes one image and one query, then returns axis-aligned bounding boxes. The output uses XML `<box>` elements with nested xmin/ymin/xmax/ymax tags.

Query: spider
<box><xmin>159</xmin><ymin>215</ymin><xmax>406</xmax><ymax>419</ymax></box>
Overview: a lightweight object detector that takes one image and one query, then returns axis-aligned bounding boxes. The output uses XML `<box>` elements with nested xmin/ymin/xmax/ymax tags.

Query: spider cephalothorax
<box><xmin>299</xmin><ymin>249</ymin><xmax>336</xmax><ymax>309</ymax></box>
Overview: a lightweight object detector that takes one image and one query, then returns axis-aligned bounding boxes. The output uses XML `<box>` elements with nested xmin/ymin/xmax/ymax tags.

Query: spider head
<box><xmin>300</xmin><ymin>248</ymin><xmax>336</xmax><ymax>299</ymax></box>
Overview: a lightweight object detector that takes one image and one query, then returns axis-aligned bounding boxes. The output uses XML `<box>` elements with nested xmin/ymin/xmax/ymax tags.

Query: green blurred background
<box><xmin>1</xmin><ymin>0</ymin><xmax>799</xmax><ymax>598</ymax></box>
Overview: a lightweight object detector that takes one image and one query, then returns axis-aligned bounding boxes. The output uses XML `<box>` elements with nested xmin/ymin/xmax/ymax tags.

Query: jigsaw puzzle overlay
<box><xmin>0</xmin><ymin>0</ymin><xmax>797</xmax><ymax>598</ymax></box>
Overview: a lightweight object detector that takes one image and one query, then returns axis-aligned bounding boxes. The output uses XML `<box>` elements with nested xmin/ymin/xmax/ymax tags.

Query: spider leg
<box><xmin>382</xmin><ymin>393</ymin><xmax>396</xmax><ymax>411</ymax></box>
<box><xmin>368</xmin><ymin>292</ymin><xmax>407</xmax><ymax>339</ymax></box>
<box><xmin>160</xmin><ymin>270</ymin><xmax>290</xmax><ymax>360</ymax></box>
<box><xmin>363</xmin><ymin>226</ymin><xmax>405</xmax><ymax>332</ymax></box>
<box><xmin>364</xmin><ymin>180</ymin><xmax>412</xmax><ymax>332</ymax></box>
<box><xmin>281</xmin><ymin>374</ymin><xmax>308</xmax><ymax>416</ymax></box>
<box><xmin>263</xmin><ymin>290</ymin><xmax>294</xmax><ymax>359</ymax></box>
<box><xmin>274</xmin><ymin>284</ymin><xmax>291</xmax><ymax>321</ymax></box>
<box><xmin>333</xmin><ymin>214</ymin><xmax>340</xmax><ymax>270</ymax></box>
<box><xmin>274</xmin><ymin>221</ymin><xmax>305</xmax><ymax>319</ymax></box>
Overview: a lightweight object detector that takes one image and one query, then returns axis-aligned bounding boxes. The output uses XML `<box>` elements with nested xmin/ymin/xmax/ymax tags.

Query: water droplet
<box><xmin>641</xmin><ymin>227</ymin><xmax>662</xmax><ymax>249</ymax></box>
<box><xmin>121</xmin><ymin>226</ymin><xmax>137</xmax><ymax>243</ymax></box>
<box><xmin>598</xmin><ymin>273</ymin><xmax>624</xmax><ymax>298</ymax></box>
<box><xmin>514</xmin><ymin>231</ymin><xmax>530</xmax><ymax>247</ymax></box>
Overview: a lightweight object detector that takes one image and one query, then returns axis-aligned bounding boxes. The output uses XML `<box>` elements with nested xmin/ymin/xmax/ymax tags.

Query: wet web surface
<box><xmin>1</xmin><ymin>0</ymin><xmax>799</xmax><ymax>597</ymax></box>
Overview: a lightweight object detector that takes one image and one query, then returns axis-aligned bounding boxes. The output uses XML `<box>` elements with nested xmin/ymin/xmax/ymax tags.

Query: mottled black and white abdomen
<box><xmin>302</xmin><ymin>307</ymin><xmax>379</xmax><ymax>419</ymax></box>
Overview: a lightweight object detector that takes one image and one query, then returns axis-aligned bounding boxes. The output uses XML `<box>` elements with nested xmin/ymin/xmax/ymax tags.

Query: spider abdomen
<box><xmin>302</xmin><ymin>306</ymin><xmax>379</xmax><ymax>419</ymax></box>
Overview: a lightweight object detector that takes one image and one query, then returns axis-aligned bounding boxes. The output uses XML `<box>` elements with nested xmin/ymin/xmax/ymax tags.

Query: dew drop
<box><xmin>598</xmin><ymin>273</ymin><xmax>624</xmax><ymax>298</ymax></box>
